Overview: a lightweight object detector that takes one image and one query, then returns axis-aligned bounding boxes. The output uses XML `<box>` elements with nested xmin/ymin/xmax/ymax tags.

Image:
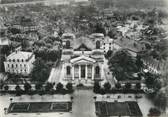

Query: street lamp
<box><xmin>10</xmin><ymin>98</ymin><xmax>13</xmax><ymax>103</ymax></box>
<box><xmin>4</xmin><ymin>108</ymin><xmax>7</xmax><ymax>114</ymax></box>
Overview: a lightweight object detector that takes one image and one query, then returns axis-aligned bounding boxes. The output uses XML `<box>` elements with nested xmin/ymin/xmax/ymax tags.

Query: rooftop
<box><xmin>7</xmin><ymin>51</ymin><xmax>33</xmax><ymax>61</ymax></box>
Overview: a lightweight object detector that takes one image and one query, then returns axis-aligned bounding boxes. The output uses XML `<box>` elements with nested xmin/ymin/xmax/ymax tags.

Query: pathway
<box><xmin>71</xmin><ymin>89</ymin><xmax>96</xmax><ymax>117</ymax></box>
<box><xmin>48</xmin><ymin>64</ymin><xmax>62</xmax><ymax>84</ymax></box>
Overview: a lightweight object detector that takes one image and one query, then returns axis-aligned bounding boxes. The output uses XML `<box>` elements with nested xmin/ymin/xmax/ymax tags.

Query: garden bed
<box><xmin>8</xmin><ymin>102</ymin><xmax>72</xmax><ymax>113</ymax></box>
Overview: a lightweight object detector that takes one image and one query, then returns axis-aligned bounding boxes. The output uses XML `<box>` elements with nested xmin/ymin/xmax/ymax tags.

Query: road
<box><xmin>71</xmin><ymin>89</ymin><xmax>96</xmax><ymax>117</ymax></box>
<box><xmin>48</xmin><ymin>64</ymin><xmax>62</xmax><ymax>84</ymax></box>
<box><xmin>103</xmin><ymin>58</ymin><xmax>116</xmax><ymax>87</ymax></box>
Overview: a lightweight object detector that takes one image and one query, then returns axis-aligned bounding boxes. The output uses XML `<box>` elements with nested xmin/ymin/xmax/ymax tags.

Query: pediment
<box><xmin>74</xmin><ymin>43</ymin><xmax>91</xmax><ymax>51</ymax></box>
<box><xmin>70</xmin><ymin>55</ymin><xmax>96</xmax><ymax>64</ymax></box>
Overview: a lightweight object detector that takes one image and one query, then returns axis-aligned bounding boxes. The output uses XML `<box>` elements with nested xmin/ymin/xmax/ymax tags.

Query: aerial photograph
<box><xmin>0</xmin><ymin>0</ymin><xmax>168</xmax><ymax>117</ymax></box>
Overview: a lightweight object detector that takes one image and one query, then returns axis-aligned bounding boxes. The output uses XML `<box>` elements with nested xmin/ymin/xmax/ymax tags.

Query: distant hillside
<box><xmin>94</xmin><ymin>0</ymin><xmax>168</xmax><ymax>10</ymax></box>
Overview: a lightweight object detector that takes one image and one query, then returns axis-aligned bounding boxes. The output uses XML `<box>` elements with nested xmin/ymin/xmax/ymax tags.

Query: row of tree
<box><xmin>3</xmin><ymin>82</ymin><xmax>74</xmax><ymax>95</ymax></box>
<box><xmin>93</xmin><ymin>82</ymin><xmax>142</xmax><ymax>94</ymax></box>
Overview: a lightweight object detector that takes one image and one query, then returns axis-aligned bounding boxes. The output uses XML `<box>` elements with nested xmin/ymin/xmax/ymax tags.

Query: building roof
<box><xmin>74</xmin><ymin>36</ymin><xmax>94</xmax><ymax>49</ymax></box>
<box><xmin>7</xmin><ymin>51</ymin><xmax>33</xmax><ymax>61</ymax></box>
<box><xmin>74</xmin><ymin>43</ymin><xmax>92</xmax><ymax>51</ymax></box>
<box><xmin>62</xmin><ymin>33</ymin><xmax>75</xmax><ymax>39</ymax></box>
<box><xmin>89</xmin><ymin>33</ymin><xmax>104</xmax><ymax>39</ymax></box>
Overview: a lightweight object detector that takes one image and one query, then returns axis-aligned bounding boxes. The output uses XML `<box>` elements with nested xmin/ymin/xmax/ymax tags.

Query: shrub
<box><xmin>125</xmin><ymin>83</ymin><xmax>131</xmax><ymax>89</ymax></box>
<box><xmin>66</xmin><ymin>83</ymin><xmax>73</xmax><ymax>93</ymax></box>
<box><xmin>24</xmin><ymin>82</ymin><xmax>32</xmax><ymax>91</ymax></box>
<box><xmin>115</xmin><ymin>83</ymin><xmax>121</xmax><ymax>89</ymax></box>
<box><xmin>44</xmin><ymin>82</ymin><xmax>53</xmax><ymax>91</ymax></box>
<box><xmin>4</xmin><ymin>85</ymin><xmax>9</xmax><ymax>91</ymax></box>
<box><xmin>136</xmin><ymin>83</ymin><xmax>141</xmax><ymax>89</ymax></box>
<box><xmin>93</xmin><ymin>82</ymin><xmax>101</xmax><ymax>93</ymax></box>
<box><xmin>76</xmin><ymin>83</ymin><xmax>84</xmax><ymax>87</ymax></box>
<box><xmin>148</xmin><ymin>108</ymin><xmax>161</xmax><ymax>116</ymax></box>
<box><xmin>103</xmin><ymin>82</ymin><xmax>111</xmax><ymax>93</ymax></box>
<box><xmin>15</xmin><ymin>85</ymin><xmax>21</xmax><ymax>91</ymax></box>
<box><xmin>35</xmin><ymin>83</ymin><xmax>43</xmax><ymax>91</ymax></box>
<box><xmin>56</xmin><ymin>82</ymin><xmax>63</xmax><ymax>91</ymax></box>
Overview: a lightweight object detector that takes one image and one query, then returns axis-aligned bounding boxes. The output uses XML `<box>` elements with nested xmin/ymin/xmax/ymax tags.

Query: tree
<box><xmin>105</xmin><ymin>50</ymin><xmax>113</xmax><ymax>59</ymax></box>
<box><xmin>30</xmin><ymin>58</ymin><xmax>51</xmax><ymax>82</ymax></box>
<box><xmin>66</xmin><ymin>83</ymin><xmax>73</xmax><ymax>93</ymax></box>
<box><xmin>24</xmin><ymin>82</ymin><xmax>31</xmax><ymax>92</ymax></box>
<box><xmin>4</xmin><ymin>85</ymin><xmax>9</xmax><ymax>91</ymax></box>
<box><xmin>15</xmin><ymin>85</ymin><xmax>22</xmax><ymax>96</ymax></box>
<box><xmin>108</xmin><ymin>49</ymin><xmax>139</xmax><ymax>81</ymax></box>
<box><xmin>44</xmin><ymin>82</ymin><xmax>53</xmax><ymax>91</ymax></box>
<box><xmin>154</xmin><ymin>91</ymin><xmax>167</xmax><ymax>111</ymax></box>
<box><xmin>108</xmin><ymin>28</ymin><xmax>118</xmax><ymax>39</ymax></box>
<box><xmin>115</xmin><ymin>83</ymin><xmax>121</xmax><ymax>89</ymax></box>
<box><xmin>15</xmin><ymin>85</ymin><xmax>21</xmax><ymax>91</ymax></box>
<box><xmin>103</xmin><ymin>82</ymin><xmax>111</xmax><ymax>92</ymax></box>
<box><xmin>35</xmin><ymin>83</ymin><xmax>43</xmax><ymax>91</ymax></box>
<box><xmin>125</xmin><ymin>83</ymin><xmax>131</xmax><ymax>89</ymax></box>
<box><xmin>56</xmin><ymin>83</ymin><xmax>63</xmax><ymax>92</ymax></box>
<box><xmin>93</xmin><ymin>82</ymin><xmax>101</xmax><ymax>93</ymax></box>
<box><xmin>9</xmin><ymin>27</ymin><xmax>21</xmax><ymax>34</ymax></box>
<box><xmin>135</xmin><ymin>83</ymin><xmax>141</xmax><ymax>89</ymax></box>
<box><xmin>145</xmin><ymin>72</ymin><xmax>161</xmax><ymax>91</ymax></box>
<box><xmin>94</xmin><ymin>22</ymin><xmax>106</xmax><ymax>35</ymax></box>
<box><xmin>148</xmin><ymin>108</ymin><xmax>161</xmax><ymax>116</ymax></box>
<box><xmin>136</xmin><ymin>55</ymin><xmax>144</xmax><ymax>71</ymax></box>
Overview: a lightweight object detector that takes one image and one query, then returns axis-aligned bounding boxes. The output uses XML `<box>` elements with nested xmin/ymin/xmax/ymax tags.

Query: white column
<box><xmin>92</xmin><ymin>65</ymin><xmax>94</xmax><ymax>80</ymax></box>
<box><xmin>79</xmin><ymin>65</ymin><xmax>81</xmax><ymax>80</ymax></box>
<box><xmin>101</xmin><ymin>64</ymin><xmax>104</xmax><ymax>79</ymax></box>
<box><xmin>85</xmin><ymin>65</ymin><xmax>88</xmax><ymax>80</ymax></box>
<box><xmin>72</xmin><ymin>65</ymin><xmax>74</xmax><ymax>80</ymax></box>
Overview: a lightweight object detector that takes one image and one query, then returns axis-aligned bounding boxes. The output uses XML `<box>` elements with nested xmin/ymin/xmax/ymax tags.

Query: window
<box><xmin>22</xmin><ymin>59</ymin><xmax>24</xmax><ymax>62</ymax></box>
<box><xmin>17</xmin><ymin>59</ymin><xmax>19</xmax><ymax>62</ymax></box>
<box><xmin>16</xmin><ymin>64</ymin><xmax>18</xmax><ymax>67</ymax></box>
<box><xmin>13</xmin><ymin>59</ymin><xmax>15</xmax><ymax>62</ymax></box>
<box><xmin>66</xmin><ymin>40</ymin><xmax>70</xmax><ymax>49</ymax></box>
<box><xmin>96</xmin><ymin>41</ymin><xmax>100</xmax><ymax>49</ymax></box>
<box><xmin>24</xmin><ymin>64</ymin><xmax>26</xmax><ymax>67</ymax></box>
<box><xmin>66</xmin><ymin>66</ymin><xmax>71</xmax><ymax>75</ymax></box>
<box><xmin>11</xmin><ymin>64</ymin><xmax>14</xmax><ymax>68</ymax></box>
<box><xmin>95</xmin><ymin>66</ymin><xmax>100</xmax><ymax>75</ymax></box>
<box><xmin>7</xmin><ymin>64</ymin><xmax>9</xmax><ymax>67</ymax></box>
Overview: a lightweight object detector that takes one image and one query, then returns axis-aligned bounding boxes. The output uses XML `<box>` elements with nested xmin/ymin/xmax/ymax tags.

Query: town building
<box><xmin>61</xmin><ymin>33</ymin><xmax>105</xmax><ymax>84</ymax></box>
<box><xmin>4</xmin><ymin>51</ymin><xmax>35</xmax><ymax>75</ymax></box>
<box><xmin>102</xmin><ymin>36</ymin><xmax>122</xmax><ymax>53</ymax></box>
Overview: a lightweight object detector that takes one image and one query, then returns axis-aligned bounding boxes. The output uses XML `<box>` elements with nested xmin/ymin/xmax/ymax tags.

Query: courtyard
<box><xmin>0</xmin><ymin>89</ymin><xmax>163</xmax><ymax>117</ymax></box>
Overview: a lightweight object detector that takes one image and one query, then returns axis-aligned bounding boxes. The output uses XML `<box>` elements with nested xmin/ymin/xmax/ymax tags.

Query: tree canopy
<box><xmin>30</xmin><ymin>58</ymin><xmax>51</xmax><ymax>83</ymax></box>
<box><xmin>108</xmin><ymin>49</ymin><xmax>139</xmax><ymax>81</ymax></box>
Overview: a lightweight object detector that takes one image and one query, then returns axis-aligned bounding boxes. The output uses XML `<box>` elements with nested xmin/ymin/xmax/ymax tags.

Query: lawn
<box><xmin>8</xmin><ymin>102</ymin><xmax>72</xmax><ymax>113</ymax></box>
<box><xmin>95</xmin><ymin>101</ymin><xmax>142</xmax><ymax>117</ymax></box>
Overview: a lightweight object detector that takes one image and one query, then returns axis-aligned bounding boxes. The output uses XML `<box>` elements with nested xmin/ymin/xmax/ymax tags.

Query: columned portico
<box><xmin>72</xmin><ymin>64</ymin><xmax>94</xmax><ymax>80</ymax></box>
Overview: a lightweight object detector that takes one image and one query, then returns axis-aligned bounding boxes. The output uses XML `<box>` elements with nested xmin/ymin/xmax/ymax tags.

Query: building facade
<box><xmin>4</xmin><ymin>51</ymin><xmax>35</xmax><ymax>75</ymax></box>
<box><xmin>61</xmin><ymin>33</ymin><xmax>105</xmax><ymax>84</ymax></box>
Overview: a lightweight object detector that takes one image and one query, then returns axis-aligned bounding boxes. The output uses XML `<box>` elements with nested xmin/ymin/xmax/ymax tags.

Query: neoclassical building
<box><xmin>4</xmin><ymin>51</ymin><xmax>35</xmax><ymax>75</ymax></box>
<box><xmin>61</xmin><ymin>33</ymin><xmax>105</xmax><ymax>83</ymax></box>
